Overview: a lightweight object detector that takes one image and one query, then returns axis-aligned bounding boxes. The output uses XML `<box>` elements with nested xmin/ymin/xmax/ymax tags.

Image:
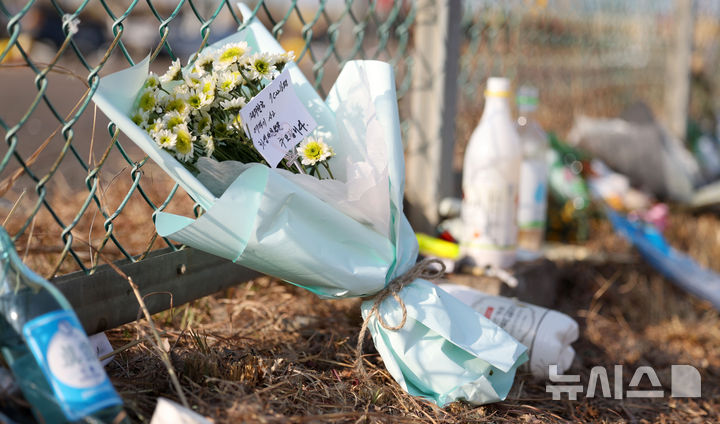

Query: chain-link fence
<box><xmin>0</xmin><ymin>0</ymin><xmax>416</xmax><ymax>279</ymax></box>
<box><xmin>1</xmin><ymin>0</ymin><xmax>717</xmax><ymax>281</ymax></box>
<box><xmin>456</xmin><ymin>0</ymin><xmax>697</xmax><ymax>156</ymax></box>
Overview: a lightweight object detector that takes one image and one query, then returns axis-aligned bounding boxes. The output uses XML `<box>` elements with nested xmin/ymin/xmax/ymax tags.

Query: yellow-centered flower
<box><xmin>160</xmin><ymin>59</ymin><xmax>182</xmax><ymax>84</ymax></box>
<box><xmin>144</xmin><ymin>73</ymin><xmax>160</xmax><ymax>90</ymax></box>
<box><xmin>297</xmin><ymin>137</ymin><xmax>334</xmax><ymax>166</ymax></box>
<box><xmin>137</xmin><ymin>89</ymin><xmax>156</xmax><ymax>112</ymax></box>
<box><xmin>247</xmin><ymin>52</ymin><xmax>276</xmax><ymax>81</ymax></box>
<box><xmin>154</xmin><ymin>129</ymin><xmax>177</xmax><ymax>148</ymax></box>
<box><xmin>216</xmin><ymin>42</ymin><xmax>249</xmax><ymax>69</ymax></box>
<box><xmin>173</xmin><ymin>126</ymin><xmax>194</xmax><ymax>162</ymax></box>
<box><xmin>163</xmin><ymin>111</ymin><xmax>187</xmax><ymax>131</ymax></box>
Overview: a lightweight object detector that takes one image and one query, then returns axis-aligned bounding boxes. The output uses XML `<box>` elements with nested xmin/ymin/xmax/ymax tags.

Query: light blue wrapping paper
<box><xmin>91</xmin><ymin>3</ymin><xmax>527</xmax><ymax>406</ymax></box>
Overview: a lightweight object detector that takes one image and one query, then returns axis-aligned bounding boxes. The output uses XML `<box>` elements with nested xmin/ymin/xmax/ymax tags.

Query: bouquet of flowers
<box><xmin>92</xmin><ymin>3</ymin><xmax>528</xmax><ymax>406</ymax></box>
<box><xmin>129</xmin><ymin>41</ymin><xmax>336</xmax><ymax>179</ymax></box>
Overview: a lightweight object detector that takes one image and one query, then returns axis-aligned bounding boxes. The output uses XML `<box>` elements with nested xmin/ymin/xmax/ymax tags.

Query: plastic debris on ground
<box><xmin>416</xmin><ymin>233</ymin><xmax>459</xmax><ymax>273</ymax></box>
<box><xmin>89</xmin><ymin>332</ymin><xmax>116</xmax><ymax>367</ymax></box>
<box><xmin>516</xmin><ymin>85</ymin><xmax>550</xmax><ymax>252</ymax></box>
<box><xmin>546</xmin><ymin>133</ymin><xmax>591</xmax><ymax>243</ymax></box>
<box><xmin>567</xmin><ymin>102</ymin><xmax>701</xmax><ymax>203</ymax></box>
<box><xmin>542</xmin><ymin>115</ymin><xmax>720</xmax><ymax>310</ymax></box>
<box><xmin>0</xmin><ymin>227</ymin><xmax>128</xmax><ymax>423</ymax></box>
<box><xmin>605</xmin><ymin>206</ymin><xmax>720</xmax><ymax>311</ymax></box>
<box><xmin>150</xmin><ymin>398</ymin><xmax>212</xmax><ymax>424</ymax></box>
<box><xmin>567</xmin><ymin>105</ymin><xmax>720</xmax><ymax>211</ymax></box>
<box><xmin>687</xmin><ymin>119</ymin><xmax>720</xmax><ymax>181</ymax></box>
<box><xmin>587</xmin><ymin>159</ymin><xmax>651</xmax><ymax>212</ymax></box>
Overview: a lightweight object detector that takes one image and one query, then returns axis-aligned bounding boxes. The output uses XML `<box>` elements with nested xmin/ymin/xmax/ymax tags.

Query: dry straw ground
<box><xmin>102</xmin><ymin>216</ymin><xmax>720</xmax><ymax>423</ymax></box>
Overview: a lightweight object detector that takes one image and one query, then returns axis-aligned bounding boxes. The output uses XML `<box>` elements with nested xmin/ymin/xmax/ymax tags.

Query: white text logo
<box><xmin>546</xmin><ymin>365</ymin><xmax>701</xmax><ymax>400</ymax></box>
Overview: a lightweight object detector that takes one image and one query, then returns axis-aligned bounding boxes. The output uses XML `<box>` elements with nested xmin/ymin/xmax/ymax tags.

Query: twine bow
<box><xmin>354</xmin><ymin>258</ymin><xmax>446</xmax><ymax>377</ymax></box>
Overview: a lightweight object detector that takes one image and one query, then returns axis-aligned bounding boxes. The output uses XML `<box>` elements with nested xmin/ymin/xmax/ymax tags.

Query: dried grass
<box><xmin>3</xmin><ymin>171</ymin><xmax>720</xmax><ymax>423</ymax></box>
<box><xmin>102</xmin><ymin>215</ymin><xmax>720</xmax><ymax>423</ymax></box>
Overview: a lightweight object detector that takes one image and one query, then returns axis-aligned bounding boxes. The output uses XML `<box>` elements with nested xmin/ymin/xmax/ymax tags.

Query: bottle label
<box><xmin>518</xmin><ymin>158</ymin><xmax>548</xmax><ymax>229</ymax></box>
<box><xmin>462</xmin><ymin>181</ymin><xmax>518</xmax><ymax>250</ymax></box>
<box><xmin>23</xmin><ymin>310</ymin><xmax>122</xmax><ymax>420</ymax></box>
<box><xmin>472</xmin><ymin>296</ymin><xmax>549</xmax><ymax>371</ymax></box>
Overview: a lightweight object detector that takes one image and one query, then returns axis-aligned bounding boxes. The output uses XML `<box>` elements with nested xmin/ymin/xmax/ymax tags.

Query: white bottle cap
<box><xmin>485</xmin><ymin>77</ymin><xmax>511</xmax><ymax>98</ymax></box>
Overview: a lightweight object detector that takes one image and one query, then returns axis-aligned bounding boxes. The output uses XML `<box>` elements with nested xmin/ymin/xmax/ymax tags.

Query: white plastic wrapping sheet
<box><xmin>91</xmin><ymin>3</ymin><xmax>527</xmax><ymax>406</ymax></box>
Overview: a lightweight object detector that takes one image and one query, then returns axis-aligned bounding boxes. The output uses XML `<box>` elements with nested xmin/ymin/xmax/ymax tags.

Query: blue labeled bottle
<box><xmin>0</xmin><ymin>227</ymin><xmax>127</xmax><ymax>423</ymax></box>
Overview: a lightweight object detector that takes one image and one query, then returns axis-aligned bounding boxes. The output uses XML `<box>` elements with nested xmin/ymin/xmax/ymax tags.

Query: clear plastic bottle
<box><xmin>516</xmin><ymin>85</ymin><xmax>549</xmax><ymax>251</ymax></box>
<box><xmin>460</xmin><ymin>77</ymin><xmax>522</xmax><ymax>268</ymax></box>
<box><xmin>0</xmin><ymin>227</ymin><xmax>127</xmax><ymax>423</ymax></box>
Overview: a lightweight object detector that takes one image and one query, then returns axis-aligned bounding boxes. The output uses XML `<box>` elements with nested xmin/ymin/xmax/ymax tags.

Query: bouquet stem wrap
<box><xmin>355</xmin><ymin>259</ymin><xmax>446</xmax><ymax>376</ymax></box>
<box><xmin>92</xmin><ymin>3</ymin><xmax>527</xmax><ymax>406</ymax></box>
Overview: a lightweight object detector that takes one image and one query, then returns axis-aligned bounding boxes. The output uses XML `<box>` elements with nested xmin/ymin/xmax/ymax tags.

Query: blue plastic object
<box><xmin>606</xmin><ymin>207</ymin><xmax>720</xmax><ymax>310</ymax></box>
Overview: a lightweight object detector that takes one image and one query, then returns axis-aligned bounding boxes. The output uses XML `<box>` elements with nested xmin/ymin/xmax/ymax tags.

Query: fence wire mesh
<box><xmin>456</xmin><ymin>0</ymin><xmax>692</xmax><ymax>154</ymax></box>
<box><xmin>0</xmin><ymin>0</ymin><xmax>415</xmax><ymax>278</ymax></box>
<box><xmin>1</xmin><ymin>0</ymin><xmax>718</xmax><ymax>280</ymax></box>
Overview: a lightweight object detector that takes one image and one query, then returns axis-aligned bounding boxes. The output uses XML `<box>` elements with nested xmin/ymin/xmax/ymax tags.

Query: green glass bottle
<box><xmin>0</xmin><ymin>227</ymin><xmax>127</xmax><ymax>423</ymax></box>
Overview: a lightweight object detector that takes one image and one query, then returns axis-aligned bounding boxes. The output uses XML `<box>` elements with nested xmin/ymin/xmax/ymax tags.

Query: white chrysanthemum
<box><xmin>183</xmin><ymin>71</ymin><xmax>203</xmax><ymax>88</ymax></box>
<box><xmin>173</xmin><ymin>126</ymin><xmax>195</xmax><ymax>162</ymax></box>
<box><xmin>162</xmin><ymin>110</ymin><xmax>189</xmax><ymax>131</ymax></box>
<box><xmin>130</xmin><ymin>109</ymin><xmax>150</xmax><ymax>127</ymax></box>
<box><xmin>164</xmin><ymin>92</ymin><xmax>190</xmax><ymax>114</ymax></box>
<box><xmin>276</xmin><ymin>51</ymin><xmax>295</xmax><ymax>67</ymax></box>
<box><xmin>246</xmin><ymin>52</ymin><xmax>277</xmax><ymax>80</ymax></box>
<box><xmin>297</xmin><ymin>137</ymin><xmax>334</xmax><ymax>166</ymax></box>
<box><xmin>216</xmin><ymin>70</ymin><xmax>242</xmax><ymax>94</ymax></box>
<box><xmin>246</xmin><ymin>52</ymin><xmax>276</xmax><ymax>81</ymax></box>
<box><xmin>154</xmin><ymin>129</ymin><xmax>177</xmax><ymax>148</ymax></box>
<box><xmin>160</xmin><ymin>59</ymin><xmax>182</xmax><ymax>84</ymax></box>
<box><xmin>199</xmin><ymin>134</ymin><xmax>215</xmax><ymax>156</ymax></box>
<box><xmin>220</xmin><ymin>97</ymin><xmax>246</xmax><ymax>111</ymax></box>
<box><xmin>136</xmin><ymin>88</ymin><xmax>159</xmax><ymax>113</ymax></box>
<box><xmin>198</xmin><ymin>75</ymin><xmax>216</xmax><ymax>103</ymax></box>
<box><xmin>172</xmin><ymin>83</ymin><xmax>190</xmax><ymax>96</ymax></box>
<box><xmin>227</xmin><ymin>113</ymin><xmax>243</xmax><ymax>131</ymax></box>
<box><xmin>192</xmin><ymin>51</ymin><xmax>215</xmax><ymax>74</ymax></box>
<box><xmin>155</xmin><ymin>88</ymin><xmax>170</xmax><ymax>106</ymax></box>
<box><xmin>187</xmin><ymin>90</ymin><xmax>211</xmax><ymax>110</ymax></box>
<box><xmin>215</xmin><ymin>42</ymin><xmax>249</xmax><ymax>70</ymax></box>
<box><xmin>146</xmin><ymin>119</ymin><xmax>163</xmax><ymax>136</ymax></box>
<box><xmin>144</xmin><ymin>72</ymin><xmax>161</xmax><ymax>90</ymax></box>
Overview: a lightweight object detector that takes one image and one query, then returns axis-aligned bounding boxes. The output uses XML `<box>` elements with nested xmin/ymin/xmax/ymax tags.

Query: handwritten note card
<box><xmin>240</xmin><ymin>69</ymin><xmax>317</xmax><ymax>168</ymax></box>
